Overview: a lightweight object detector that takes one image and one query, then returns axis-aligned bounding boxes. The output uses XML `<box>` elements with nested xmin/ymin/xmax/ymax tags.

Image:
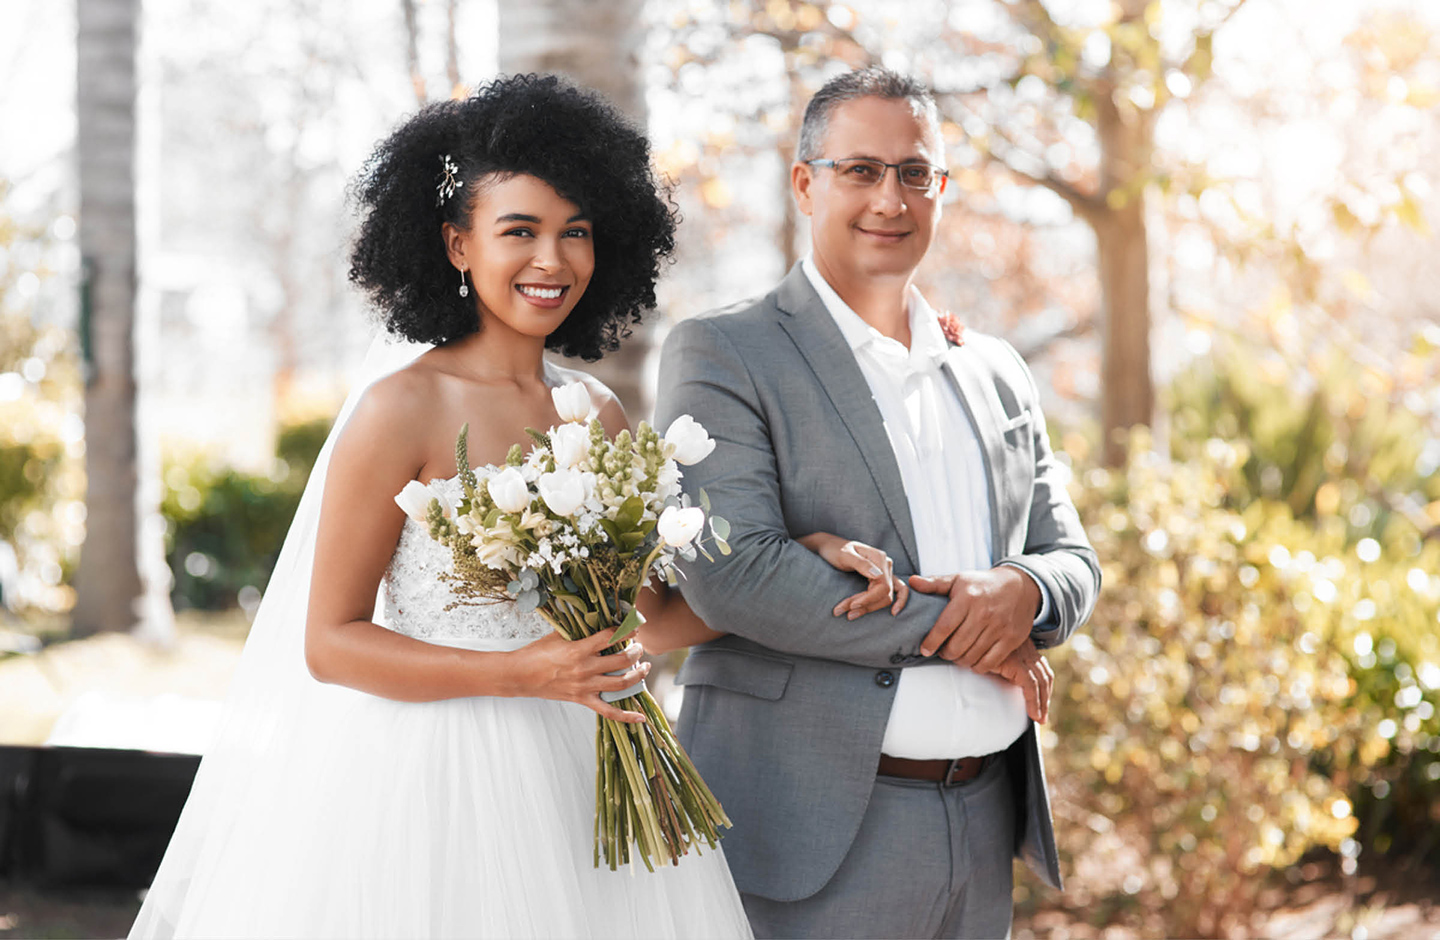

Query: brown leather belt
<box><xmin>878</xmin><ymin>753</ymin><xmax>996</xmax><ymax>787</ymax></box>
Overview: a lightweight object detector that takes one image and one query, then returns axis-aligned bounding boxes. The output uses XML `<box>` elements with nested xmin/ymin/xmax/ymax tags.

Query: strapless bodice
<box><xmin>379</xmin><ymin>476</ymin><xmax>550</xmax><ymax>648</ymax></box>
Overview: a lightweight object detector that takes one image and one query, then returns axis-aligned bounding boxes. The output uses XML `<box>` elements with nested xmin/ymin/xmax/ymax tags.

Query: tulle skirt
<box><xmin>130</xmin><ymin>637</ymin><xmax>751</xmax><ymax>940</ymax></box>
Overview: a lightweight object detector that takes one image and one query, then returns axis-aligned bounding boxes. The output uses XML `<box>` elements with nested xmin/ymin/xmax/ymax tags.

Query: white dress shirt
<box><xmin>802</xmin><ymin>258</ymin><xmax>1031</xmax><ymax>759</ymax></box>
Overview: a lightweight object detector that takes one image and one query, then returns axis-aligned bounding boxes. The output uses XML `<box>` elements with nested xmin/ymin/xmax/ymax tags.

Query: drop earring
<box><xmin>458</xmin><ymin>266</ymin><xmax>469</xmax><ymax>298</ymax></box>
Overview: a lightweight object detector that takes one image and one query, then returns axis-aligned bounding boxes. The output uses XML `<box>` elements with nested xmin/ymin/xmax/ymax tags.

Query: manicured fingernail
<box><xmin>869</xmin><ymin>566</ymin><xmax>882</xmax><ymax>576</ymax></box>
<box><xmin>920</xmin><ymin>647</ymin><xmax>933</xmax><ymax>657</ymax></box>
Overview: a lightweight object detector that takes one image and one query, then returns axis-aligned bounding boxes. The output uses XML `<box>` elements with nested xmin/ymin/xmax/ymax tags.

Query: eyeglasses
<box><xmin>805</xmin><ymin>158</ymin><xmax>949</xmax><ymax>194</ymax></box>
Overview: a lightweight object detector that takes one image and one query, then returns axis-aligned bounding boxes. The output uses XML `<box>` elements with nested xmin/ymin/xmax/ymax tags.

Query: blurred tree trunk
<box><xmin>444</xmin><ymin>0</ymin><xmax>460</xmax><ymax>94</ymax></box>
<box><xmin>1092</xmin><ymin>72</ymin><xmax>1155</xmax><ymax>468</ymax></box>
<box><xmin>400</xmin><ymin>0</ymin><xmax>427</xmax><ymax>105</ymax></box>
<box><xmin>72</xmin><ymin>0</ymin><xmax>159</xmax><ymax>637</ymax></box>
<box><xmin>498</xmin><ymin>0</ymin><xmax>653</xmax><ymax>419</ymax></box>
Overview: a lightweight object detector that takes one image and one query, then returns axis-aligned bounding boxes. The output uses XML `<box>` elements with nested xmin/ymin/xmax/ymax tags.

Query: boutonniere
<box><xmin>936</xmin><ymin>310</ymin><xmax>966</xmax><ymax>347</ymax></box>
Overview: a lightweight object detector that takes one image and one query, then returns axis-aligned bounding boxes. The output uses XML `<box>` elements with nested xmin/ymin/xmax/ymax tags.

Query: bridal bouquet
<box><xmin>395</xmin><ymin>381</ymin><xmax>732</xmax><ymax>871</ymax></box>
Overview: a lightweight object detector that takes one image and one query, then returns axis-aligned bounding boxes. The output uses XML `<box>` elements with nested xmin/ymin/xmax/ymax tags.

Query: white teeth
<box><xmin>519</xmin><ymin>285</ymin><xmax>564</xmax><ymax>299</ymax></box>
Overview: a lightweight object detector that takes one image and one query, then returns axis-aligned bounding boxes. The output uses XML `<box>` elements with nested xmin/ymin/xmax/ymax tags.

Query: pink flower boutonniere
<box><xmin>937</xmin><ymin>310</ymin><xmax>966</xmax><ymax>347</ymax></box>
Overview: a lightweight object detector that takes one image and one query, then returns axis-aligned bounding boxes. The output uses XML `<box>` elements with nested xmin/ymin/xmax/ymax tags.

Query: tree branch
<box><xmin>1014</xmin><ymin>318</ymin><xmax>1096</xmax><ymax>361</ymax></box>
<box><xmin>1019</xmin><ymin>166</ymin><xmax>1107</xmax><ymax>225</ymax></box>
<box><xmin>1177</xmin><ymin>0</ymin><xmax>1251</xmax><ymax>75</ymax></box>
<box><xmin>947</xmin><ymin>100</ymin><xmax>1107</xmax><ymax>224</ymax></box>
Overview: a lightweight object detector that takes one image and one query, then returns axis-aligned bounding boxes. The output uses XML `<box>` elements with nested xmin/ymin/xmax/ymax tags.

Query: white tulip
<box><xmin>663</xmin><ymin>414</ymin><xmax>716</xmax><ymax>466</ymax></box>
<box><xmin>487</xmin><ymin>467</ymin><xmax>531</xmax><ymax>514</ymax></box>
<box><xmin>549</xmin><ymin>422</ymin><xmax>590</xmax><ymax>469</ymax></box>
<box><xmin>394</xmin><ymin>480</ymin><xmax>442</xmax><ymax>524</ymax></box>
<box><xmin>657</xmin><ymin>505</ymin><xmax>705</xmax><ymax>548</ymax></box>
<box><xmin>551</xmin><ymin>381</ymin><xmax>594</xmax><ymax>424</ymax></box>
<box><xmin>655</xmin><ymin>463</ymin><xmax>681</xmax><ymax>502</ymax></box>
<box><xmin>538</xmin><ymin>468</ymin><xmax>588</xmax><ymax>517</ymax></box>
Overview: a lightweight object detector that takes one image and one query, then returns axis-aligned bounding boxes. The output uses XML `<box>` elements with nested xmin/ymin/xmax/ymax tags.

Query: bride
<box><xmin>131</xmin><ymin>74</ymin><xmax>909</xmax><ymax>939</ymax></box>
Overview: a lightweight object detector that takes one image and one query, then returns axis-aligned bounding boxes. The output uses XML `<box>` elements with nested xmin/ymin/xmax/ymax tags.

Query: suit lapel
<box><xmin>774</xmin><ymin>266</ymin><xmax>921</xmax><ymax>572</ymax></box>
<box><xmin>941</xmin><ymin>343</ymin><xmax>1012</xmax><ymax>561</ymax></box>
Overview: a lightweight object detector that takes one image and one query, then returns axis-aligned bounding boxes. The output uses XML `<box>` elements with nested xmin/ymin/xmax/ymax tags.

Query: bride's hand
<box><xmin>512</xmin><ymin>628</ymin><xmax>650</xmax><ymax>724</ymax></box>
<box><xmin>796</xmin><ymin>532</ymin><xmax>909</xmax><ymax>619</ymax></box>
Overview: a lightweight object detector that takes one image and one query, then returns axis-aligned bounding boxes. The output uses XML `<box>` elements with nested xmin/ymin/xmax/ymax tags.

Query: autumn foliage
<box><xmin>1035</xmin><ymin>420</ymin><xmax>1440</xmax><ymax>936</ymax></box>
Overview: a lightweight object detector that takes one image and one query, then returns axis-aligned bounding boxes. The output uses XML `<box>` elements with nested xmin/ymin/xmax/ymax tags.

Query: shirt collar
<box><xmin>801</xmin><ymin>255</ymin><xmax>951</xmax><ymax>368</ymax></box>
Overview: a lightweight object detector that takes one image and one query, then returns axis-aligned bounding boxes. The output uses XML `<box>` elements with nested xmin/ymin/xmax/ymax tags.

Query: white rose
<box><xmin>663</xmin><ymin>414</ymin><xmax>716</xmax><ymax>466</ymax></box>
<box><xmin>551</xmin><ymin>381</ymin><xmax>594</xmax><ymax>424</ymax></box>
<box><xmin>549</xmin><ymin>422</ymin><xmax>590</xmax><ymax>469</ymax></box>
<box><xmin>394</xmin><ymin>480</ymin><xmax>444</xmax><ymax>524</ymax></box>
<box><xmin>487</xmin><ymin>467</ymin><xmax>531</xmax><ymax>514</ymax></box>
<box><xmin>657</xmin><ymin>505</ymin><xmax>705</xmax><ymax>548</ymax></box>
<box><xmin>538</xmin><ymin>468</ymin><xmax>588</xmax><ymax>517</ymax></box>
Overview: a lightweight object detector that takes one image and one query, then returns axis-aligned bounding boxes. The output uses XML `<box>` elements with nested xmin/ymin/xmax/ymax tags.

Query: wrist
<box><xmin>490</xmin><ymin>648</ymin><xmax>527</xmax><ymax>698</ymax></box>
<box><xmin>1001</xmin><ymin>564</ymin><xmax>1042</xmax><ymax>618</ymax></box>
<box><xmin>797</xmin><ymin>531</ymin><xmax>846</xmax><ymax>565</ymax></box>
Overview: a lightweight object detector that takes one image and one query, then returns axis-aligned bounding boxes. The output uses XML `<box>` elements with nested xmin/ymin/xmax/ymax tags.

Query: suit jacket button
<box><xmin>875</xmin><ymin>670</ymin><xmax>895</xmax><ymax>688</ymax></box>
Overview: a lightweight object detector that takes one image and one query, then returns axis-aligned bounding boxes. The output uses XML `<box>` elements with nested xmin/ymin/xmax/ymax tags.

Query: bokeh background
<box><xmin>2</xmin><ymin>0</ymin><xmax>1438</xmax><ymax>937</ymax></box>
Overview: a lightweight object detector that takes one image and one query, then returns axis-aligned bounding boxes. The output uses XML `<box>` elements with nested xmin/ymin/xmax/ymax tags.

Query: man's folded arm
<box><xmin>656</xmin><ymin>318</ymin><xmax>945</xmax><ymax>669</ymax></box>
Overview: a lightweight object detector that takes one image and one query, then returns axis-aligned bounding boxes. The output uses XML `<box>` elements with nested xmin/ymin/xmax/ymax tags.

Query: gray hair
<box><xmin>795</xmin><ymin>68</ymin><xmax>941</xmax><ymax>163</ymax></box>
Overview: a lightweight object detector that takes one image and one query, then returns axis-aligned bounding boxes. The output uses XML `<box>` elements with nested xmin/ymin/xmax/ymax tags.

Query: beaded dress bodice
<box><xmin>379</xmin><ymin>476</ymin><xmax>550</xmax><ymax>645</ymax></box>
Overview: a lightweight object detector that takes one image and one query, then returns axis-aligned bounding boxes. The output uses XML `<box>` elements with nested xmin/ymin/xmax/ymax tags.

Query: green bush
<box><xmin>1167</xmin><ymin>340</ymin><xmax>1440</xmax><ymax>535</ymax></box>
<box><xmin>161</xmin><ymin>416</ymin><xmax>330</xmax><ymax>611</ymax></box>
<box><xmin>1040</xmin><ymin>430</ymin><xmax>1439</xmax><ymax>937</ymax></box>
<box><xmin>0</xmin><ymin>315</ymin><xmax>84</xmax><ymax>613</ymax></box>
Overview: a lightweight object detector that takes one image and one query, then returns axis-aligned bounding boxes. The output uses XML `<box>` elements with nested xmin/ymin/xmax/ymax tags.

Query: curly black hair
<box><xmin>348</xmin><ymin>74</ymin><xmax>677</xmax><ymax>359</ymax></box>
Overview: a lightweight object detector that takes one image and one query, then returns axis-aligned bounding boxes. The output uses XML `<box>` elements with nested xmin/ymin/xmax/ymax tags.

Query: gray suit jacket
<box><xmin>654</xmin><ymin>264</ymin><xmax>1100</xmax><ymax>902</ymax></box>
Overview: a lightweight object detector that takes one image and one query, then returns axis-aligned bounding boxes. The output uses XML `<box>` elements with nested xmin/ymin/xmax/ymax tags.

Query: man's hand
<box><xmin>984</xmin><ymin>638</ymin><xmax>1053</xmax><ymax>723</ymax></box>
<box><xmin>909</xmin><ymin>567</ymin><xmax>1041</xmax><ymax>672</ymax></box>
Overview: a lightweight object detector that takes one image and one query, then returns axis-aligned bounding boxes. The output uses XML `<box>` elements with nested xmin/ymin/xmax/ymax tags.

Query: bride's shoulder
<box><xmin>346</xmin><ymin>354</ymin><xmax>450</xmax><ymax>434</ymax></box>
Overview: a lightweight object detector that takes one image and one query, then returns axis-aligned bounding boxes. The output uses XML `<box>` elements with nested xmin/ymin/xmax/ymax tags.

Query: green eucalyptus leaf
<box><xmin>599</xmin><ymin>518</ymin><xmax>625</xmax><ymax>546</ymax></box>
<box><xmin>611</xmin><ymin>605</ymin><xmax>646</xmax><ymax>645</ymax></box>
<box><xmin>615</xmin><ymin>496</ymin><xmax>645</xmax><ymax>531</ymax></box>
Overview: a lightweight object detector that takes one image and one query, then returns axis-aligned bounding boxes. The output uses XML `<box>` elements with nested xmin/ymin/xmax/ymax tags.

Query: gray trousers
<box><xmin>741</xmin><ymin>757</ymin><xmax>1016</xmax><ymax>940</ymax></box>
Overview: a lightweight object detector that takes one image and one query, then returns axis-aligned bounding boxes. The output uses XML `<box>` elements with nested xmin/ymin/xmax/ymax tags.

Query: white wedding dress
<box><xmin>130</xmin><ymin>472</ymin><xmax>751</xmax><ymax>939</ymax></box>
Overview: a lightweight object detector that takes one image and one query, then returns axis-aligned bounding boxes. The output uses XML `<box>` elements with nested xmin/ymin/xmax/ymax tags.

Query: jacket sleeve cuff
<box><xmin>997</xmin><ymin>560</ymin><xmax>1052</xmax><ymax>627</ymax></box>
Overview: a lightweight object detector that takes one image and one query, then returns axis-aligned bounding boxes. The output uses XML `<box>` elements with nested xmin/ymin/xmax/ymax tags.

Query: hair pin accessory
<box><xmin>437</xmin><ymin>154</ymin><xmax>464</xmax><ymax>207</ymax></box>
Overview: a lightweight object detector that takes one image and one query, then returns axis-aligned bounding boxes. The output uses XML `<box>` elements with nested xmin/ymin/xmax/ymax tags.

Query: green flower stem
<box><xmin>584</xmin><ymin>564</ymin><xmax>612</xmax><ymax>624</ymax></box>
<box><xmin>532</xmin><ymin>567</ymin><xmax>732</xmax><ymax>869</ymax></box>
<box><xmin>639</xmin><ymin>694</ymin><xmax>731</xmax><ymax>826</ymax></box>
<box><xmin>593</xmin><ymin>718</ymin><xmax>603</xmax><ymax>869</ymax></box>
<box><xmin>606</xmin><ymin>717</ymin><xmax>670</xmax><ymax>865</ymax></box>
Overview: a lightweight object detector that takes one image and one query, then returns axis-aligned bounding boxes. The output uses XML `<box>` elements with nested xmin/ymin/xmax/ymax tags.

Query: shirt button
<box><xmin>874</xmin><ymin>670</ymin><xmax>895</xmax><ymax>688</ymax></box>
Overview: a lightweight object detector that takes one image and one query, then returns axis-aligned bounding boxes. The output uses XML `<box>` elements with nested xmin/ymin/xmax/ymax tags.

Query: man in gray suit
<box><xmin>654</xmin><ymin>67</ymin><xmax>1100</xmax><ymax>939</ymax></box>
